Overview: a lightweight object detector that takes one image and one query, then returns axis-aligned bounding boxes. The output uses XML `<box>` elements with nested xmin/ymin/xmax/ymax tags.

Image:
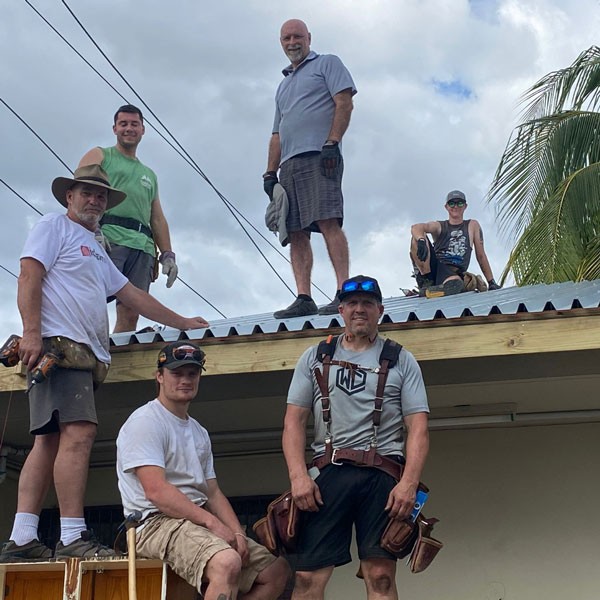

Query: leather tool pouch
<box><xmin>42</xmin><ymin>336</ymin><xmax>109</xmax><ymax>387</ymax></box>
<box><xmin>408</xmin><ymin>516</ymin><xmax>443</xmax><ymax>573</ymax></box>
<box><xmin>252</xmin><ymin>490</ymin><xmax>299</xmax><ymax>555</ymax></box>
<box><xmin>380</xmin><ymin>513</ymin><xmax>443</xmax><ymax>571</ymax></box>
<box><xmin>380</xmin><ymin>517</ymin><xmax>419</xmax><ymax>558</ymax></box>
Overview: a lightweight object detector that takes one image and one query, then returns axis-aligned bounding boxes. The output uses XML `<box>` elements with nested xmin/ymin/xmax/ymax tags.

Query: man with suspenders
<box><xmin>282</xmin><ymin>275</ymin><xmax>430</xmax><ymax>599</ymax></box>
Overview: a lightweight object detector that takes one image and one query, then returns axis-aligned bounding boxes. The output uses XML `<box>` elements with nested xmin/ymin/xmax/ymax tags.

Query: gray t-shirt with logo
<box><xmin>287</xmin><ymin>337</ymin><xmax>429</xmax><ymax>457</ymax></box>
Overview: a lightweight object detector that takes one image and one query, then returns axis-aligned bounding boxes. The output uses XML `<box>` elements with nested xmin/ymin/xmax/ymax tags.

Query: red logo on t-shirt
<box><xmin>80</xmin><ymin>245</ymin><xmax>106</xmax><ymax>263</ymax></box>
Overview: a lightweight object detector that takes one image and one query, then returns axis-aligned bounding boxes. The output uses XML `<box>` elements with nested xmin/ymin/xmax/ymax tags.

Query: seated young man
<box><xmin>116</xmin><ymin>341</ymin><xmax>289</xmax><ymax>599</ymax></box>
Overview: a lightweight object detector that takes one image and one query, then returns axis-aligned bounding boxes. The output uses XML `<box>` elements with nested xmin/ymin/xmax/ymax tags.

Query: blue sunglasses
<box><xmin>342</xmin><ymin>279</ymin><xmax>378</xmax><ymax>294</ymax></box>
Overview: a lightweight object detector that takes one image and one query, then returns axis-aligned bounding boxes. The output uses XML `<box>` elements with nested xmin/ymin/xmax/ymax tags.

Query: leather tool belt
<box><xmin>312</xmin><ymin>448</ymin><xmax>406</xmax><ymax>482</ymax></box>
<box><xmin>42</xmin><ymin>336</ymin><xmax>109</xmax><ymax>388</ymax></box>
<box><xmin>100</xmin><ymin>214</ymin><xmax>153</xmax><ymax>239</ymax></box>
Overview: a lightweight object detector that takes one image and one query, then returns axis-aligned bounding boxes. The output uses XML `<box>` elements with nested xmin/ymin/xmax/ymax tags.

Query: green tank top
<box><xmin>101</xmin><ymin>146</ymin><xmax>158</xmax><ymax>256</ymax></box>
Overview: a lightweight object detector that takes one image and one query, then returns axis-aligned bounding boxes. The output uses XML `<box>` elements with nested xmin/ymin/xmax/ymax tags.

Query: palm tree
<box><xmin>488</xmin><ymin>46</ymin><xmax>600</xmax><ymax>285</ymax></box>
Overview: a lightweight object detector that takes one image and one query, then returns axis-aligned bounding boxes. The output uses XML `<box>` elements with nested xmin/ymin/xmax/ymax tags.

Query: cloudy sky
<box><xmin>1</xmin><ymin>0</ymin><xmax>599</xmax><ymax>338</ymax></box>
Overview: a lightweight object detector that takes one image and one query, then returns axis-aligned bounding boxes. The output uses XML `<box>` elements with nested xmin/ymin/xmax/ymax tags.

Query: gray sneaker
<box><xmin>0</xmin><ymin>539</ymin><xmax>53</xmax><ymax>562</ymax></box>
<box><xmin>273</xmin><ymin>297</ymin><xmax>318</xmax><ymax>319</ymax></box>
<box><xmin>317</xmin><ymin>295</ymin><xmax>340</xmax><ymax>315</ymax></box>
<box><xmin>55</xmin><ymin>530</ymin><xmax>116</xmax><ymax>560</ymax></box>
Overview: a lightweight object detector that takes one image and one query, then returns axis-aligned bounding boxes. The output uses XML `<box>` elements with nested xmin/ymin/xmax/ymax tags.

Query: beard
<box><xmin>285</xmin><ymin>46</ymin><xmax>306</xmax><ymax>63</ymax></box>
<box><xmin>73</xmin><ymin>209</ymin><xmax>101</xmax><ymax>230</ymax></box>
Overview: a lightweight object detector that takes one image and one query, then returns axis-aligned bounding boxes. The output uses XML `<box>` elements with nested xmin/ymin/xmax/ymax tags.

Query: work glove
<box><xmin>159</xmin><ymin>251</ymin><xmax>178</xmax><ymax>288</ymax></box>
<box><xmin>487</xmin><ymin>279</ymin><xmax>501</xmax><ymax>291</ymax></box>
<box><xmin>320</xmin><ymin>141</ymin><xmax>341</xmax><ymax>178</ymax></box>
<box><xmin>263</xmin><ymin>171</ymin><xmax>278</xmax><ymax>201</ymax></box>
<box><xmin>94</xmin><ymin>228</ymin><xmax>111</xmax><ymax>253</ymax></box>
<box><xmin>416</xmin><ymin>238</ymin><xmax>429</xmax><ymax>262</ymax></box>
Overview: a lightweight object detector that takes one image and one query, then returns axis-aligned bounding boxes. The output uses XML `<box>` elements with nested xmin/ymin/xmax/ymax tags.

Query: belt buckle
<box><xmin>331</xmin><ymin>448</ymin><xmax>343</xmax><ymax>466</ymax></box>
<box><xmin>137</xmin><ymin>223</ymin><xmax>143</xmax><ymax>232</ymax></box>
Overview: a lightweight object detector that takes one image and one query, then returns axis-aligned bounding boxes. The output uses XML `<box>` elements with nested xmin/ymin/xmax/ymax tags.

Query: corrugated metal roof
<box><xmin>109</xmin><ymin>280</ymin><xmax>600</xmax><ymax>347</ymax></box>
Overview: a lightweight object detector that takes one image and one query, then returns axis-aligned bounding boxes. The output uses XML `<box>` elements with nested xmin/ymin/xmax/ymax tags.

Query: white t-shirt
<box><xmin>116</xmin><ymin>399</ymin><xmax>216</xmax><ymax>519</ymax></box>
<box><xmin>20</xmin><ymin>213</ymin><xmax>128</xmax><ymax>364</ymax></box>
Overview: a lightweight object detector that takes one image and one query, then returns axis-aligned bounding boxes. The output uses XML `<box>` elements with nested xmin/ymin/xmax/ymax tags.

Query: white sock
<box><xmin>60</xmin><ymin>517</ymin><xmax>87</xmax><ymax>546</ymax></box>
<box><xmin>10</xmin><ymin>512</ymin><xmax>39</xmax><ymax>546</ymax></box>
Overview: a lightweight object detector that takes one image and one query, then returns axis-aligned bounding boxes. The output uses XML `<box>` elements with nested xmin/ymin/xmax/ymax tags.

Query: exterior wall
<box><xmin>327</xmin><ymin>422</ymin><xmax>600</xmax><ymax>599</ymax></box>
<box><xmin>1</xmin><ymin>423</ymin><xmax>598</xmax><ymax>600</ymax></box>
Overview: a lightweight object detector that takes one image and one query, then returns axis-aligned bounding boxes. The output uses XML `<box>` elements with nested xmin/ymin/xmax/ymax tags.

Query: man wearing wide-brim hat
<box><xmin>0</xmin><ymin>165</ymin><xmax>209</xmax><ymax>563</ymax></box>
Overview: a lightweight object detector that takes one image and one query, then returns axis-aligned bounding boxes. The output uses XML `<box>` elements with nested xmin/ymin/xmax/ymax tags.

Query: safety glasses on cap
<box><xmin>341</xmin><ymin>278</ymin><xmax>379</xmax><ymax>294</ymax></box>
<box><xmin>158</xmin><ymin>344</ymin><xmax>206</xmax><ymax>369</ymax></box>
<box><xmin>446</xmin><ymin>200</ymin><xmax>466</xmax><ymax>208</ymax></box>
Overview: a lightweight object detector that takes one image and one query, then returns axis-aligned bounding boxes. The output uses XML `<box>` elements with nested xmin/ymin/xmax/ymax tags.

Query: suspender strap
<box><xmin>314</xmin><ymin>355</ymin><xmax>332</xmax><ymax>425</ymax></box>
<box><xmin>373</xmin><ymin>358</ymin><xmax>389</xmax><ymax>428</ymax></box>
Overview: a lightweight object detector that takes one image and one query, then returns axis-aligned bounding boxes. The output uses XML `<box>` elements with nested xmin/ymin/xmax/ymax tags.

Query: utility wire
<box><xmin>0</xmin><ymin>264</ymin><xmax>18</xmax><ymax>279</ymax></box>
<box><xmin>58</xmin><ymin>0</ymin><xmax>298</xmax><ymax>298</ymax></box>
<box><xmin>24</xmin><ymin>0</ymin><xmax>298</xmax><ymax>290</ymax></box>
<box><xmin>57</xmin><ymin>0</ymin><xmax>331</xmax><ymax>302</ymax></box>
<box><xmin>1</xmin><ymin>97</ymin><xmax>72</xmax><ymax>174</ymax></box>
<box><xmin>0</xmin><ymin>99</ymin><xmax>227</xmax><ymax>319</ymax></box>
<box><xmin>0</xmin><ymin>177</ymin><xmax>43</xmax><ymax>216</ymax></box>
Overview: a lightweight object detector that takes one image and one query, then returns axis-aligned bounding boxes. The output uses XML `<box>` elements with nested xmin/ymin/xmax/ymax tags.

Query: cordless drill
<box><xmin>0</xmin><ymin>334</ymin><xmax>21</xmax><ymax>367</ymax></box>
<box><xmin>27</xmin><ymin>353</ymin><xmax>59</xmax><ymax>393</ymax></box>
<box><xmin>0</xmin><ymin>334</ymin><xmax>59</xmax><ymax>392</ymax></box>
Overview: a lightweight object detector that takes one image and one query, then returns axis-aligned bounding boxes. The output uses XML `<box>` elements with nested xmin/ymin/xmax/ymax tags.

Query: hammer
<box><xmin>125</xmin><ymin>511</ymin><xmax>142</xmax><ymax>600</ymax></box>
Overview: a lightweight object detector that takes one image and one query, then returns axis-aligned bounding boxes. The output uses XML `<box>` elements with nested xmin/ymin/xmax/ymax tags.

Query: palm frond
<box><xmin>521</xmin><ymin>46</ymin><xmax>600</xmax><ymax>120</ymax></box>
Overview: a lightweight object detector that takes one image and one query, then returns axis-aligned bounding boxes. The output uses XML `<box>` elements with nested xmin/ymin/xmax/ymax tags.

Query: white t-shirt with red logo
<box><xmin>20</xmin><ymin>213</ymin><xmax>128</xmax><ymax>364</ymax></box>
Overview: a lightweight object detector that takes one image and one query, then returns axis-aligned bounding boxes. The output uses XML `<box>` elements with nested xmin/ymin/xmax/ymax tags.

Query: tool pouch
<box><xmin>408</xmin><ymin>516</ymin><xmax>443</xmax><ymax>573</ymax></box>
<box><xmin>42</xmin><ymin>336</ymin><xmax>109</xmax><ymax>387</ymax></box>
<box><xmin>253</xmin><ymin>490</ymin><xmax>299</xmax><ymax>555</ymax></box>
<box><xmin>380</xmin><ymin>517</ymin><xmax>419</xmax><ymax>558</ymax></box>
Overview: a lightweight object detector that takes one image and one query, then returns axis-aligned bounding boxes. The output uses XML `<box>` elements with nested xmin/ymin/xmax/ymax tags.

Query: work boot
<box><xmin>0</xmin><ymin>539</ymin><xmax>53</xmax><ymax>562</ymax></box>
<box><xmin>416</xmin><ymin>275</ymin><xmax>435</xmax><ymax>297</ymax></box>
<box><xmin>425</xmin><ymin>279</ymin><xmax>465</xmax><ymax>298</ymax></box>
<box><xmin>317</xmin><ymin>293</ymin><xmax>340</xmax><ymax>316</ymax></box>
<box><xmin>273</xmin><ymin>297</ymin><xmax>318</xmax><ymax>319</ymax></box>
<box><xmin>54</xmin><ymin>530</ymin><xmax>116</xmax><ymax>560</ymax></box>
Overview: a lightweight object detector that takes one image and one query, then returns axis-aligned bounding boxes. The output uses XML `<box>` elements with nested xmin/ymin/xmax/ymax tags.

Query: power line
<box><xmin>22</xmin><ymin>0</ymin><xmax>299</xmax><ymax>297</ymax></box>
<box><xmin>0</xmin><ymin>177</ymin><xmax>43</xmax><ymax>216</ymax></box>
<box><xmin>58</xmin><ymin>0</ymin><xmax>298</xmax><ymax>299</ymax></box>
<box><xmin>0</xmin><ymin>97</ymin><xmax>72</xmax><ymax>174</ymax></box>
<box><xmin>0</xmin><ymin>264</ymin><xmax>18</xmax><ymax>279</ymax></box>
<box><xmin>56</xmin><ymin>0</ymin><xmax>331</xmax><ymax>302</ymax></box>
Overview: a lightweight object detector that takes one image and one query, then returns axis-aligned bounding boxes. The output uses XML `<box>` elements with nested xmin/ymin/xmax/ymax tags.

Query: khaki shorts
<box><xmin>136</xmin><ymin>514</ymin><xmax>277</xmax><ymax>593</ymax></box>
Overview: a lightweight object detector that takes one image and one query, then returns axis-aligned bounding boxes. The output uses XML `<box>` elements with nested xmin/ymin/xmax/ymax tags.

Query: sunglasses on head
<box><xmin>159</xmin><ymin>345</ymin><xmax>206</xmax><ymax>368</ymax></box>
<box><xmin>342</xmin><ymin>279</ymin><xmax>378</xmax><ymax>294</ymax></box>
<box><xmin>447</xmin><ymin>200</ymin><xmax>466</xmax><ymax>208</ymax></box>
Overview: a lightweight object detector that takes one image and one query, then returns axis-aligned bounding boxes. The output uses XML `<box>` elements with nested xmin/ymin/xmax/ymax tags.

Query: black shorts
<box><xmin>292</xmin><ymin>463</ymin><xmax>398</xmax><ymax>571</ymax></box>
<box><xmin>424</xmin><ymin>239</ymin><xmax>463</xmax><ymax>285</ymax></box>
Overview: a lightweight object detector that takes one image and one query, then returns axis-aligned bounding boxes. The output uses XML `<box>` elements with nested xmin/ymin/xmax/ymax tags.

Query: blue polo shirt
<box><xmin>273</xmin><ymin>51</ymin><xmax>357</xmax><ymax>164</ymax></box>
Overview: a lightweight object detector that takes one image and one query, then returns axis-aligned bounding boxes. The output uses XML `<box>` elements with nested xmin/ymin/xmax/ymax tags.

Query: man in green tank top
<box><xmin>78</xmin><ymin>105</ymin><xmax>178</xmax><ymax>332</ymax></box>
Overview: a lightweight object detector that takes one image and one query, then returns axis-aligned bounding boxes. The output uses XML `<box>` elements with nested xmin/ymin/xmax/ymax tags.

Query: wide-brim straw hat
<box><xmin>52</xmin><ymin>164</ymin><xmax>127</xmax><ymax>210</ymax></box>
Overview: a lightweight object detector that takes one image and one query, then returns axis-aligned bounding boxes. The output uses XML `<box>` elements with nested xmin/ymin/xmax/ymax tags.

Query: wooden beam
<box><xmin>2</xmin><ymin>313</ymin><xmax>599</xmax><ymax>391</ymax></box>
<box><xmin>96</xmin><ymin>313</ymin><xmax>600</xmax><ymax>382</ymax></box>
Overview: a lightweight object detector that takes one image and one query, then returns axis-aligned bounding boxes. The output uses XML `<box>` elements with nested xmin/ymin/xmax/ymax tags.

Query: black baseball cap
<box><xmin>157</xmin><ymin>341</ymin><xmax>206</xmax><ymax>370</ymax></box>
<box><xmin>338</xmin><ymin>275</ymin><xmax>383</xmax><ymax>302</ymax></box>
